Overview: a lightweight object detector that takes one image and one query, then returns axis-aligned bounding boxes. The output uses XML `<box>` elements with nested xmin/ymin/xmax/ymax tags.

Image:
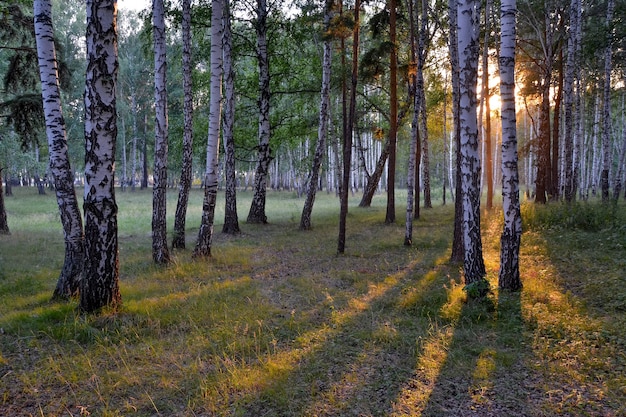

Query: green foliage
<box><xmin>462</xmin><ymin>278</ymin><xmax>492</xmax><ymax>299</ymax></box>
<box><xmin>522</xmin><ymin>201</ymin><xmax>623</xmax><ymax>232</ymax></box>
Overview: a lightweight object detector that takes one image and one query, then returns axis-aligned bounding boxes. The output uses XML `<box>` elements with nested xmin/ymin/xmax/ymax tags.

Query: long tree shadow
<box><xmin>418</xmin><ymin>288</ymin><xmax>541</xmax><ymax>417</ymax></box>
<box><xmin>220</xmin><ymin>251</ymin><xmax>455</xmax><ymax>416</ymax></box>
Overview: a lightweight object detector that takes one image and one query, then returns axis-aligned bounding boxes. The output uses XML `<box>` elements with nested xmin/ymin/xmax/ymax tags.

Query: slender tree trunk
<box><xmin>385</xmin><ymin>0</ymin><xmax>398</xmax><ymax>224</ymax></box>
<box><xmin>301</xmin><ymin>0</ymin><xmax>333</xmax><ymax>231</ymax></box>
<box><xmin>498</xmin><ymin>0</ymin><xmax>522</xmax><ymax>291</ymax></box>
<box><xmin>194</xmin><ymin>0</ymin><xmax>224</xmax><ymax>257</ymax></box>
<box><xmin>142</xmin><ymin>113</ymin><xmax>148</xmax><ymax>188</ymax></box>
<box><xmin>338</xmin><ymin>0</ymin><xmax>360</xmax><ymax>253</ymax></box>
<box><xmin>563</xmin><ymin>0</ymin><xmax>579</xmax><ymax>203</ymax></box>
<box><xmin>551</xmin><ymin>51</ymin><xmax>563</xmax><ymax>200</ymax></box>
<box><xmin>131</xmin><ymin>93</ymin><xmax>138</xmax><ymax>191</ymax></box>
<box><xmin>418</xmin><ymin>0</ymin><xmax>431</xmax><ymax>210</ymax></box>
<box><xmin>80</xmin><ymin>0</ymin><xmax>121</xmax><ymax>313</ymax></box>
<box><xmin>152</xmin><ymin>0</ymin><xmax>170</xmax><ymax>265</ymax></box>
<box><xmin>405</xmin><ymin>0</ymin><xmax>418</xmax><ymax>245</ymax></box>
<box><xmin>449</xmin><ymin>0</ymin><xmax>463</xmax><ymax>263</ymax></box>
<box><xmin>172</xmin><ymin>0</ymin><xmax>195</xmax><ymax>247</ymax></box>
<box><xmin>614</xmin><ymin>87</ymin><xmax>626</xmax><ymax>201</ymax></box>
<box><xmin>481</xmin><ymin>0</ymin><xmax>493</xmax><ymax>210</ymax></box>
<box><xmin>458</xmin><ymin>0</ymin><xmax>487</xmax><ymax>289</ymax></box>
<box><xmin>600</xmin><ymin>0</ymin><xmax>614</xmax><ymax>202</ymax></box>
<box><xmin>0</xmin><ymin>168</ymin><xmax>9</xmax><ymax>235</ymax></box>
<box><xmin>35</xmin><ymin>0</ymin><xmax>85</xmax><ymax>299</ymax></box>
<box><xmin>247</xmin><ymin>0</ymin><xmax>271</xmax><ymax>224</ymax></box>
<box><xmin>222</xmin><ymin>0</ymin><xmax>240</xmax><ymax>234</ymax></box>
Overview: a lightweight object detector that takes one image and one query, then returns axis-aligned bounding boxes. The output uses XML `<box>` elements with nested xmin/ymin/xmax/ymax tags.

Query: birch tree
<box><xmin>80</xmin><ymin>0</ymin><xmax>121</xmax><ymax>313</ymax></box>
<box><xmin>458</xmin><ymin>0</ymin><xmax>487</xmax><ymax>291</ymax></box>
<box><xmin>448</xmin><ymin>0</ymin><xmax>463</xmax><ymax>263</ymax></box>
<box><xmin>222</xmin><ymin>0</ymin><xmax>240</xmax><ymax>234</ymax></box>
<box><xmin>562</xmin><ymin>0</ymin><xmax>579</xmax><ymax>202</ymax></box>
<box><xmin>247</xmin><ymin>0</ymin><xmax>271</xmax><ymax>224</ymax></box>
<box><xmin>0</xmin><ymin>167</ymin><xmax>9</xmax><ymax>235</ymax></box>
<box><xmin>300</xmin><ymin>0</ymin><xmax>333</xmax><ymax>231</ymax></box>
<box><xmin>600</xmin><ymin>0</ymin><xmax>614</xmax><ymax>202</ymax></box>
<box><xmin>151</xmin><ymin>0</ymin><xmax>170</xmax><ymax>264</ymax></box>
<box><xmin>172</xmin><ymin>0</ymin><xmax>194</xmax><ymax>248</ymax></box>
<box><xmin>194</xmin><ymin>0</ymin><xmax>224</xmax><ymax>257</ymax></box>
<box><xmin>34</xmin><ymin>0</ymin><xmax>85</xmax><ymax>299</ymax></box>
<box><xmin>498</xmin><ymin>0</ymin><xmax>522</xmax><ymax>290</ymax></box>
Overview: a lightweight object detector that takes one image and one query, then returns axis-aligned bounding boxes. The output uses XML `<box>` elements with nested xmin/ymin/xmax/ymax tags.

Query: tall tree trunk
<box><xmin>0</xmin><ymin>168</ymin><xmax>9</xmax><ymax>235</ymax></box>
<box><xmin>222</xmin><ymin>0</ymin><xmax>240</xmax><ymax>234</ymax></box>
<box><xmin>152</xmin><ymin>0</ymin><xmax>170</xmax><ymax>265</ymax></box>
<box><xmin>481</xmin><ymin>0</ymin><xmax>493</xmax><ymax>210</ymax></box>
<box><xmin>563</xmin><ymin>0</ymin><xmax>579</xmax><ymax>203</ymax></box>
<box><xmin>80</xmin><ymin>0</ymin><xmax>121</xmax><ymax>313</ymax></box>
<box><xmin>418</xmin><ymin>0</ymin><xmax>431</xmax><ymax>210</ymax></box>
<box><xmin>405</xmin><ymin>0</ymin><xmax>418</xmax><ymax>245</ymax></box>
<box><xmin>142</xmin><ymin>113</ymin><xmax>148</xmax><ymax>189</ymax></box>
<box><xmin>448</xmin><ymin>0</ymin><xmax>463</xmax><ymax>263</ymax></box>
<box><xmin>551</xmin><ymin>51</ymin><xmax>563</xmax><ymax>200</ymax></box>
<box><xmin>458</xmin><ymin>0</ymin><xmax>487</xmax><ymax>289</ymax></box>
<box><xmin>338</xmin><ymin>0</ymin><xmax>360</xmax><ymax>253</ymax></box>
<box><xmin>301</xmin><ymin>0</ymin><xmax>333</xmax><ymax>231</ymax></box>
<box><xmin>34</xmin><ymin>0</ymin><xmax>85</xmax><ymax>299</ymax></box>
<box><xmin>385</xmin><ymin>0</ymin><xmax>398</xmax><ymax>224</ymax></box>
<box><xmin>247</xmin><ymin>0</ymin><xmax>271</xmax><ymax>224</ymax></box>
<box><xmin>131</xmin><ymin>93</ymin><xmax>138</xmax><ymax>191</ymax></box>
<box><xmin>498</xmin><ymin>0</ymin><xmax>522</xmax><ymax>291</ymax></box>
<box><xmin>534</xmin><ymin>12</ymin><xmax>553</xmax><ymax>204</ymax></box>
<box><xmin>600</xmin><ymin>0</ymin><xmax>614</xmax><ymax>202</ymax></box>
<box><xmin>194</xmin><ymin>0</ymin><xmax>224</xmax><ymax>257</ymax></box>
<box><xmin>173</xmin><ymin>0</ymin><xmax>195</xmax><ymax>247</ymax></box>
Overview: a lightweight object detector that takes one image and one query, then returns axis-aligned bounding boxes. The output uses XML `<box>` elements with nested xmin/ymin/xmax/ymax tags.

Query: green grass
<box><xmin>1</xmin><ymin>186</ymin><xmax>625</xmax><ymax>416</ymax></box>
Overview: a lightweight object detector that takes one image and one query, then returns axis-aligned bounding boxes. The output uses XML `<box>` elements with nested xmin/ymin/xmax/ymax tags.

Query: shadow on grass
<box><xmin>418</xmin><ymin>289</ymin><xmax>541</xmax><ymax>417</ymax></box>
<box><xmin>229</xmin><ymin>253</ymin><xmax>454</xmax><ymax>416</ymax></box>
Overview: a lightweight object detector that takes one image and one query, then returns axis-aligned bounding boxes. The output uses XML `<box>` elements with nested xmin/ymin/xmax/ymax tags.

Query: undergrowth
<box><xmin>0</xmin><ymin>188</ymin><xmax>624</xmax><ymax>416</ymax></box>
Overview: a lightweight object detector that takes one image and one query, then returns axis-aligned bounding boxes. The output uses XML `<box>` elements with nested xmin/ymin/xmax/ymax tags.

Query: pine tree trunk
<box><xmin>152</xmin><ymin>0</ymin><xmax>170</xmax><ymax>265</ymax></box>
<box><xmin>173</xmin><ymin>0</ymin><xmax>195</xmax><ymax>247</ymax></box>
<box><xmin>80</xmin><ymin>0</ymin><xmax>121</xmax><ymax>313</ymax></box>
<box><xmin>195</xmin><ymin>0</ymin><xmax>224</xmax><ymax>257</ymax></box>
<box><xmin>498</xmin><ymin>0</ymin><xmax>522</xmax><ymax>291</ymax></box>
<box><xmin>338</xmin><ymin>0</ymin><xmax>360</xmax><ymax>253</ymax></box>
<box><xmin>222</xmin><ymin>0</ymin><xmax>240</xmax><ymax>235</ymax></box>
<box><xmin>301</xmin><ymin>0</ymin><xmax>333</xmax><ymax>231</ymax></box>
<box><xmin>247</xmin><ymin>0</ymin><xmax>271</xmax><ymax>224</ymax></box>
<box><xmin>385</xmin><ymin>0</ymin><xmax>398</xmax><ymax>224</ymax></box>
<box><xmin>458</xmin><ymin>0</ymin><xmax>487</xmax><ymax>288</ymax></box>
<box><xmin>34</xmin><ymin>0</ymin><xmax>85</xmax><ymax>299</ymax></box>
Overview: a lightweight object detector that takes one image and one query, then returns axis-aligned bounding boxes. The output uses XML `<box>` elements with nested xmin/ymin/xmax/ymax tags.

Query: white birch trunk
<box><xmin>81</xmin><ymin>0</ymin><xmax>121</xmax><ymax>313</ymax></box>
<box><xmin>600</xmin><ymin>0</ymin><xmax>614</xmax><ymax>201</ymax></box>
<box><xmin>498</xmin><ymin>0</ymin><xmax>522</xmax><ymax>290</ymax></box>
<box><xmin>194</xmin><ymin>0</ymin><xmax>224</xmax><ymax>257</ymax></box>
<box><xmin>173</xmin><ymin>0</ymin><xmax>196</xmax><ymax>246</ymax></box>
<box><xmin>247</xmin><ymin>0</ymin><xmax>271</xmax><ymax>223</ymax></box>
<box><xmin>458</xmin><ymin>0</ymin><xmax>487</xmax><ymax>288</ymax></box>
<box><xmin>34</xmin><ymin>0</ymin><xmax>85</xmax><ymax>299</ymax></box>
<box><xmin>152</xmin><ymin>0</ymin><xmax>170</xmax><ymax>264</ymax></box>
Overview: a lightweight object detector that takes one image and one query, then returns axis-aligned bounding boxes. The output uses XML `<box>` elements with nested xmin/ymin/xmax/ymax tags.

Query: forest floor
<box><xmin>1</xmin><ymin>188</ymin><xmax>625</xmax><ymax>416</ymax></box>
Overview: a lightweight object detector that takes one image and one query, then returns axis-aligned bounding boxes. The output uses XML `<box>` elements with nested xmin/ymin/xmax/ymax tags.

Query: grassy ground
<box><xmin>0</xmin><ymin>186</ymin><xmax>625</xmax><ymax>416</ymax></box>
